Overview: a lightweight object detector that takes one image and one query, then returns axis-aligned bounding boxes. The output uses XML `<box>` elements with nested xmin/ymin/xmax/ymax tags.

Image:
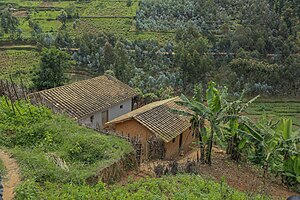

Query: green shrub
<box><xmin>15</xmin><ymin>174</ymin><xmax>270</xmax><ymax>200</ymax></box>
<box><xmin>0</xmin><ymin>97</ymin><xmax>133</xmax><ymax>188</ymax></box>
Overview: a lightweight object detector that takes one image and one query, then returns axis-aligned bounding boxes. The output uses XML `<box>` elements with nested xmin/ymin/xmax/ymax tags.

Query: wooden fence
<box><xmin>100</xmin><ymin>129</ymin><xmax>142</xmax><ymax>165</ymax></box>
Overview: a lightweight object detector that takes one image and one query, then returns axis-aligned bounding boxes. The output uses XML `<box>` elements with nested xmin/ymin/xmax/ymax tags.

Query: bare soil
<box><xmin>118</xmin><ymin>147</ymin><xmax>299</xmax><ymax>200</ymax></box>
<box><xmin>0</xmin><ymin>150</ymin><xmax>20</xmax><ymax>200</ymax></box>
<box><xmin>12</xmin><ymin>11</ymin><xmax>28</xmax><ymax>17</ymax></box>
<box><xmin>39</xmin><ymin>2</ymin><xmax>53</xmax><ymax>8</ymax></box>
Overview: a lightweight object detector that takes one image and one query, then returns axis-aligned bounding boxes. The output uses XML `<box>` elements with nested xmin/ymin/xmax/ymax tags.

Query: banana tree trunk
<box><xmin>199</xmin><ymin>120</ymin><xmax>205</xmax><ymax>164</ymax></box>
<box><xmin>206</xmin><ymin>128</ymin><xmax>214</xmax><ymax>165</ymax></box>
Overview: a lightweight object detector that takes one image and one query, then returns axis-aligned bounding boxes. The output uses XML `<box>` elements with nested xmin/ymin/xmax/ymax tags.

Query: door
<box><xmin>179</xmin><ymin>133</ymin><xmax>183</xmax><ymax>149</ymax></box>
<box><xmin>102</xmin><ymin>110</ymin><xmax>108</xmax><ymax>125</ymax></box>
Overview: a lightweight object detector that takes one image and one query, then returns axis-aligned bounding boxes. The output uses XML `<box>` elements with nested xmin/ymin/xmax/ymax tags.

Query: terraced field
<box><xmin>0</xmin><ymin>0</ymin><xmax>171</xmax><ymax>42</ymax></box>
<box><xmin>0</xmin><ymin>50</ymin><xmax>40</xmax><ymax>86</ymax></box>
<box><xmin>247</xmin><ymin>99</ymin><xmax>300</xmax><ymax>129</ymax></box>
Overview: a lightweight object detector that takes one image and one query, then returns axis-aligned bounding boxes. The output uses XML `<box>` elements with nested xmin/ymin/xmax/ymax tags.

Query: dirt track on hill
<box><xmin>0</xmin><ymin>150</ymin><xmax>20</xmax><ymax>200</ymax></box>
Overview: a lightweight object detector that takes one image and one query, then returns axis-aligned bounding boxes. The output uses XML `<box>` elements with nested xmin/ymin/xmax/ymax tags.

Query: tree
<box><xmin>0</xmin><ymin>9</ymin><xmax>19</xmax><ymax>37</ymax></box>
<box><xmin>57</xmin><ymin>10</ymin><xmax>67</xmax><ymax>29</ymax></box>
<box><xmin>113</xmin><ymin>41</ymin><xmax>130</xmax><ymax>82</ymax></box>
<box><xmin>103</xmin><ymin>41</ymin><xmax>115</xmax><ymax>70</ymax></box>
<box><xmin>29</xmin><ymin>20</ymin><xmax>42</xmax><ymax>38</ymax></box>
<box><xmin>175</xmin><ymin>82</ymin><xmax>226</xmax><ymax>165</ymax></box>
<box><xmin>33</xmin><ymin>48</ymin><xmax>70</xmax><ymax>90</ymax></box>
<box><xmin>175</xmin><ymin>33</ymin><xmax>213</xmax><ymax>87</ymax></box>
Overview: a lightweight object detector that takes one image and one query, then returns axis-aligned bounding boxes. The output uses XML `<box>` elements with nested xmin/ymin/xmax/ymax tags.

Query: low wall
<box><xmin>86</xmin><ymin>152</ymin><xmax>138</xmax><ymax>185</ymax></box>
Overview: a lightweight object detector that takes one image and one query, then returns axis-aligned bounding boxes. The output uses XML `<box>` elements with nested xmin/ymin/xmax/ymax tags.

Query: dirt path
<box><xmin>0</xmin><ymin>150</ymin><xmax>20</xmax><ymax>200</ymax></box>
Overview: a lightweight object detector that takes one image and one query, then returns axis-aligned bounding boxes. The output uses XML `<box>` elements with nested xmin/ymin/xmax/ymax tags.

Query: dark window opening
<box><xmin>90</xmin><ymin>115</ymin><xmax>94</xmax><ymax>123</ymax></box>
<box><xmin>172</xmin><ymin>138</ymin><xmax>175</xmax><ymax>143</ymax></box>
<box><xmin>120</xmin><ymin>105</ymin><xmax>123</xmax><ymax>109</ymax></box>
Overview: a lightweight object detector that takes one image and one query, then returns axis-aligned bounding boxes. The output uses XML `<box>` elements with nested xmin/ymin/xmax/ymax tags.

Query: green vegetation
<box><xmin>80</xmin><ymin>0</ymin><xmax>139</xmax><ymax>17</ymax></box>
<box><xmin>247</xmin><ymin>100</ymin><xmax>300</xmax><ymax>129</ymax></box>
<box><xmin>0</xmin><ymin>97</ymin><xmax>133</xmax><ymax>197</ymax></box>
<box><xmin>32</xmin><ymin>47</ymin><xmax>70</xmax><ymax>90</ymax></box>
<box><xmin>15</xmin><ymin>174</ymin><xmax>270</xmax><ymax>200</ymax></box>
<box><xmin>178</xmin><ymin>83</ymin><xmax>300</xmax><ymax>191</ymax></box>
<box><xmin>0</xmin><ymin>50</ymin><xmax>40</xmax><ymax>86</ymax></box>
<box><xmin>0</xmin><ymin>159</ymin><xmax>5</xmax><ymax>176</ymax></box>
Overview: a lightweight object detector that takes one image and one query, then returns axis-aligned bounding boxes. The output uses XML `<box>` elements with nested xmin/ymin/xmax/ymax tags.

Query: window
<box><xmin>120</xmin><ymin>105</ymin><xmax>123</xmax><ymax>109</ymax></box>
<box><xmin>90</xmin><ymin>115</ymin><xmax>94</xmax><ymax>123</ymax></box>
<box><xmin>172</xmin><ymin>138</ymin><xmax>176</xmax><ymax>143</ymax></box>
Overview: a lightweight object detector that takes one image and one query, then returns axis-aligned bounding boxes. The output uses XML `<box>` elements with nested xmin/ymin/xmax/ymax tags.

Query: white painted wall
<box><xmin>79</xmin><ymin>98</ymin><xmax>132</xmax><ymax>130</ymax></box>
<box><xmin>108</xmin><ymin>98</ymin><xmax>132</xmax><ymax>121</ymax></box>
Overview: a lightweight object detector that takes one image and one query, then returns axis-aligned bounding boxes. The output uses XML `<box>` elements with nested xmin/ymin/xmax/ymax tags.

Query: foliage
<box><xmin>0</xmin><ymin>159</ymin><xmax>5</xmax><ymax>177</ymax></box>
<box><xmin>0</xmin><ymin>97</ymin><xmax>133</xmax><ymax>193</ymax></box>
<box><xmin>175</xmin><ymin>26</ymin><xmax>213</xmax><ymax>87</ymax></box>
<box><xmin>246</xmin><ymin>117</ymin><xmax>300</xmax><ymax>190</ymax></box>
<box><xmin>32</xmin><ymin>47</ymin><xmax>70</xmax><ymax>90</ymax></box>
<box><xmin>15</xmin><ymin>174</ymin><xmax>270</xmax><ymax>200</ymax></box>
<box><xmin>0</xmin><ymin>9</ymin><xmax>19</xmax><ymax>36</ymax></box>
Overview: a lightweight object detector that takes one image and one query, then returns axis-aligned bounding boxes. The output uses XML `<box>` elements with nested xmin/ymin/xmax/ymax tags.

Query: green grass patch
<box><xmin>72</xmin><ymin>18</ymin><xmax>132</xmax><ymax>36</ymax></box>
<box><xmin>80</xmin><ymin>0</ymin><xmax>139</xmax><ymax>17</ymax></box>
<box><xmin>15</xmin><ymin>174</ymin><xmax>270</xmax><ymax>199</ymax></box>
<box><xmin>0</xmin><ymin>97</ymin><xmax>133</xmax><ymax>198</ymax></box>
<box><xmin>30</xmin><ymin>10</ymin><xmax>61</xmax><ymax>19</ymax></box>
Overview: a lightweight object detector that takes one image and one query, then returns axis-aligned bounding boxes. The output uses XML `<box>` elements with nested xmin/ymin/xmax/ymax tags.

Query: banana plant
<box><xmin>277</xmin><ymin>119</ymin><xmax>300</xmax><ymax>187</ymax></box>
<box><xmin>246</xmin><ymin>117</ymin><xmax>300</xmax><ymax>188</ymax></box>
<box><xmin>176</xmin><ymin>82</ymin><xmax>250</xmax><ymax>165</ymax></box>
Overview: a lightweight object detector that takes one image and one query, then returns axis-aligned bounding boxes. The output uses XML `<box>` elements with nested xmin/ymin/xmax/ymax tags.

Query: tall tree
<box><xmin>33</xmin><ymin>48</ymin><xmax>70</xmax><ymax>90</ymax></box>
<box><xmin>113</xmin><ymin>41</ymin><xmax>130</xmax><ymax>82</ymax></box>
<box><xmin>103</xmin><ymin>41</ymin><xmax>115</xmax><ymax>70</ymax></box>
<box><xmin>0</xmin><ymin>9</ymin><xmax>19</xmax><ymax>36</ymax></box>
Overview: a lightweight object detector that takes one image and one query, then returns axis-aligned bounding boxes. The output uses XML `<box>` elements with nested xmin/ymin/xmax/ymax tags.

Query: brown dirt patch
<box><xmin>39</xmin><ymin>2</ymin><xmax>53</xmax><ymax>8</ymax></box>
<box><xmin>186</xmin><ymin>149</ymin><xmax>298</xmax><ymax>199</ymax></box>
<box><xmin>0</xmin><ymin>150</ymin><xmax>21</xmax><ymax>200</ymax></box>
<box><xmin>12</xmin><ymin>11</ymin><xmax>28</xmax><ymax>17</ymax></box>
<box><xmin>118</xmin><ymin>147</ymin><xmax>299</xmax><ymax>199</ymax></box>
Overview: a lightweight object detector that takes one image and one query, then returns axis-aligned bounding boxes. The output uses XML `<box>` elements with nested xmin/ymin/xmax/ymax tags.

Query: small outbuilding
<box><xmin>30</xmin><ymin>75</ymin><xmax>137</xmax><ymax>129</ymax></box>
<box><xmin>105</xmin><ymin>97</ymin><xmax>196</xmax><ymax>161</ymax></box>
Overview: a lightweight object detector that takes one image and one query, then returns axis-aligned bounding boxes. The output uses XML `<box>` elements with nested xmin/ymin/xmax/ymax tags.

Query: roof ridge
<box><xmin>106</xmin><ymin>97</ymin><xmax>180</xmax><ymax>125</ymax></box>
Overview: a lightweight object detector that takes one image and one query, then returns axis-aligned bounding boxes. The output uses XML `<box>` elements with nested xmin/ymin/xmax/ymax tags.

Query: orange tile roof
<box><xmin>106</xmin><ymin>97</ymin><xmax>192</xmax><ymax>142</ymax></box>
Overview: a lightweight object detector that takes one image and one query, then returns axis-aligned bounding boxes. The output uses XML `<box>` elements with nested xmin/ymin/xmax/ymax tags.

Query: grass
<box><xmin>14</xmin><ymin>174</ymin><xmax>271</xmax><ymax>199</ymax></box>
<box><xmin>0</xmin><ymin>97</ymin><xmax>133</xmax><ymax>196</ymax></box>
<box><xmin>30</xmin><ymin>10</ymin><xmax>62</xmax><ymax>19</ymax></box>
<box><xmin>80</xmin><ymin>0</ymin><xmax>139</xmax><ymax>17</ymax></box>
<box><xmin>72</xmin><ymin>18</ymin><xmax>133</xmax><ymax>36</ymax></box>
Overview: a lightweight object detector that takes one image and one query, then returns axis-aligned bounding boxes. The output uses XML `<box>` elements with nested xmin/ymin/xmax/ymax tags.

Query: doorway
<box><xmin>179</xmin><ymin>133</ymin><xmax>183</xmax><ymax>149</ymax></box>
<box><xmin>102</xmin><ymin>110</ymin><xmax>108</xmax><ymax>125</ymax></box>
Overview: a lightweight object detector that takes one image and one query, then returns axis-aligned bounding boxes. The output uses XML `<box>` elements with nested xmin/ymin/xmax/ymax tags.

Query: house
<box><xmin>105</xmin><ymin>97</ymin><xmax>196</xmax><ymax>161</ymax></box>
<box><xmin>29</xmin><ymin>75</ymin><xmax>137</xmax><ymax>129</ymax></box>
